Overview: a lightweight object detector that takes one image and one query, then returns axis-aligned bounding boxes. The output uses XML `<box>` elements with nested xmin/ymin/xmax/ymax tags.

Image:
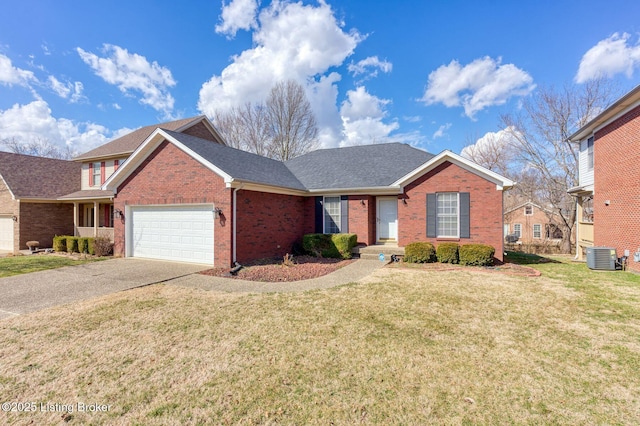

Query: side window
<box><xmin>587</xmin><ymin>136</ymin><xmax>594</xmax><ymax>170</ymax></box>
<box><xmin>323</xmin><ymin>196</ymin><xmax>341</xmax><ymax>234</ymax></box>
<box><xmin>514</xmin><ymin>223</ymin><xmax>522</xmax><ymax>238</ymax></box>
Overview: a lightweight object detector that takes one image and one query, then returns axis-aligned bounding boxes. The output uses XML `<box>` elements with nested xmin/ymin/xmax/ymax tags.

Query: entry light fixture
<box><xmin>113</xmin><ymin>208</ymin><xmax>123</xmax><ymax>219</ymax></box>
<box><xmin>214</xmin><ymin>207</ymin><xmax>222</xmax><ymax>219</ymax></box>
<box><xmin>12</xmin><ymin>215</ymin><xmax>17</xmax><ymax>222</ymax></box>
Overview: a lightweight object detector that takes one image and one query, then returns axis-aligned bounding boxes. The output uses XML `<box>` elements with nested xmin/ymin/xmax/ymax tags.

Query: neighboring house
<box><xmin>0</xmin><ymin>152</ymin><xmax>80</xmax><ymax>252</ymax></box>
<box><xmin>504</xmin><ymin>201</ymin><xmax>563</xmax><ymax>244</ymax></box>
<box><xmin>58</xmin><ymin>115</ymin><xmax>225</xmax><ymax>243</ymax></box>
<box><xmin>568</xmin><ymin>84</ymin><xmax>640</xmax><ymax>272</ymax></box>
<box><xmin>102</xmin><ymin>128</ymin><xmax>514</xmax><ymax>267</ymax></box>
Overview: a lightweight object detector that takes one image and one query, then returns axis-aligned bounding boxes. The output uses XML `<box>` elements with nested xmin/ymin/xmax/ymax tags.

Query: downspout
<box><xmin>232</xmin><ymin>183</ymin><xmax>245</xmax><ymax>264</ymax></box>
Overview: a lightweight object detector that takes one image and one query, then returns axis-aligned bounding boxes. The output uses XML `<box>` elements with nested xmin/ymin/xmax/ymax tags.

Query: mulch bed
<box><xmin>200</xmin><ymin>255</ymin><xmax>355</xmax><ymax>282</ymax></box>
<box><xmin>386</xmin><ymin>261</ymin><xmax>541</xmax><ymax>277</ymax></box>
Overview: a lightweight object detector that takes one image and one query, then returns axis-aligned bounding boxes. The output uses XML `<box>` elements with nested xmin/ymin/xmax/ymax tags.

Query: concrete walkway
<box><xmin>168</xmin><ymin>259</ymin><xmax>386</xmax><ymax>293</ymax></box>
<box><xmin>0</xmin><ymin>258</ymin><xmax>208</xmax><ymax>319</ymax></box>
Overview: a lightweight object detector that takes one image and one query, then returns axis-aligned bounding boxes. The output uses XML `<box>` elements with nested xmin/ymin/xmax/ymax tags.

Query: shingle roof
<box><xmin>164</xmin><ymin>131</ymin><xmax>307</xmax><ymax>191</ymax></box>
<box><xmin>0</xmin><ymin>151</ymin><xmax>80</xmax><ymax>199</ymax></box>
<box><xmin>284</xmin><ymin>143</ymin><xmax>435</xmax><ymax>189</ymax></box>
<box><xmin>58</xmin><ymin>189</ymin><xmax>114</xmax><ymax>200</ymax></box>
<box><xmin>74</xmin><ymin>116</ymin><xmax>206</xmax><ymax>161</ymax></box>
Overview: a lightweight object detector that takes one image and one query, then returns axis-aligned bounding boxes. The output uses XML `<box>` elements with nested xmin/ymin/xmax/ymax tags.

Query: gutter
<box><xmin>232</xmin><ymin>183</ymin><xmax>245</xmax><ymax>263</ymax></box>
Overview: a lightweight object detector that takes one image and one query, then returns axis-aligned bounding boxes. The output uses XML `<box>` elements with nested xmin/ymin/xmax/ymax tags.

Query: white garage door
<box><xmin>0</xmin><ymin>217</ymin><xmax>13</xmax><ymax>251</ymax></box>
<box><xmin>129</xmin><ymin>205</ymin><xmax>214</xmax><ymax>264</ymax></box>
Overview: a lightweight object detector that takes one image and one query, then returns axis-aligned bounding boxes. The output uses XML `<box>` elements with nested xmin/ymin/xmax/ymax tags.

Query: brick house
<box><xmin>0</xmin><ymin>152</ymin><xmax>80</xmax><ymax>252</ymax></box>
<box><xmin>503</xmin><ymin>201</ymin><xmax>563</xmax><ymax>245</ymax></box>
<box><xmin>568</xmin><ymin>84</ymin><xmax>640</xmax><ymax>272</ymax></box>
<box><xmin>103</xmin><ymin>128</ymin><xmax>514</xmax><ymax>266</ymax></box>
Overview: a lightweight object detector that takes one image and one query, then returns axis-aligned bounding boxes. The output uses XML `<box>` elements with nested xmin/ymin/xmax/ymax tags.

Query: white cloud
<box><xmin>460</xmin><ymin>127</ymin><xmax>518</xmax><ymax>160</ymax></box>
<box><xmin>348</xmin><ymin>56</ymin><xmax>392</xmax><ymax>79</ymax></box>
<box><xmin>77</xmin><ymin>44</ymin><xmax>176</xmax><ymax>117</ymax></box>
<box><xmin>432</xmin><ymin>123</ymin><xmax>451</xmax><ymax>140</ymax></box>
<box><xmin>340</xmin><ymin>86</ymin><xmax>398</xmax><ymax>146</ymax></box>
<box><xmin>420</xmin><ymin>56</ymin><xmax>535</xmax><ymax>119</ymax></box>
<box><xmin>0</xmin><ymin>53</ymin><xmax>36</xmax><ymax>87</ymax></box>
<box><xmin>47</xmin><ymin>76</ymin><xmax>84</xmax><ymax>103</ymax></box>
<box><xmin>215</xmin><ymin>0</ymin><xmax>259</xmax><ymax>37</ymax></box>
<box><xmin>575</xmin><ymin>33</ymin><xmax>640</xmax><ymax>83</ymax></box>
<box><xmin>0</xmin><ymin>100</ymin><xmax>112</xmax><ymax>155</ymax></box>
<box><xmin>199</xmin><ymin>0</ymin><xmax>363</xmax><ymax>147</ymax></box>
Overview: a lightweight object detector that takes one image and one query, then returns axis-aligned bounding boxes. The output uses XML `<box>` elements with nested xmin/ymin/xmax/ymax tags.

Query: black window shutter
<box><xmin>315</xmin><ymin>196</ymin><xmax>323</xmax><ymax>233</ymax></box>
<box><xmin>460</xmin><ymin>192</ymin><xmax>470</xmax><ymax>238</ymax></box>
<box><xmin>426</xmin><ymin>193</ymin><xmax>436</xmax><ymax>238</ymax></box>
<box><xmin>340</xmin><ymin>195</ymin><xmax>349</xmax><ymax>233</ymax></box>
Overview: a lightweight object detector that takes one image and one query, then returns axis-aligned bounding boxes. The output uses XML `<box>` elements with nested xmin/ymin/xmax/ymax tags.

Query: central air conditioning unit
<box><xmin>586</xmin><ymin>247</ymin><xmax>617</xmax><ymax>270</ymax></box>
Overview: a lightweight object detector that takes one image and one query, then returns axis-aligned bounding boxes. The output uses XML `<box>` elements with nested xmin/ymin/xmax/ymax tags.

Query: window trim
<box><xmin>92</xmin><ymin>162</ymin><xmax>101</xmax><ymax>187</ymax></box>
<box><xmin>514</xmin><ymin>223</ymin><xmax>522</xmax><ymax>238</ymax></box>
<box><xmin>587</xmin><ymin>136</ymin><xmax>594</xmax><ymax>170</ymax></box>
<box><xmin>533</xmin><ymin>223</ymin><xmax>542</xmax><ymax>239</ymax></box>
<box><xmin>436</xmin><ymin>192</ymin><xmax>460</xmax><ymax>238</ymax></box>
<box><xmin>323</xmin><ymin>196</ymin><xmax>341</xmax><ymax>234</ymax></box>
<box><xmin>524</xmin><ymin>205</ymin><xmax>533</xmax><ymax>216</ymax></box>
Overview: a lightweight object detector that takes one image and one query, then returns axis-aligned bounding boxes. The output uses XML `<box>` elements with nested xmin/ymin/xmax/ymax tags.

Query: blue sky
<box><xmin>1</xmin><ymin>0</ymin><xmax>639</xmax><ymax>157</ymax></box>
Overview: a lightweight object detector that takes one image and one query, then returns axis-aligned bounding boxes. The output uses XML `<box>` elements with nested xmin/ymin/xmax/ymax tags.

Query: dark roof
<box><xmin>164</xmin><ymin>131</ymin><xmax>307</xmax><ymax>191</ymax></box>
<box><xmin>0</xmin><ymin>151</ymin><xmax>80</xmax><ymax>199</ymax></box>
<box><xmin>284</xmin><ymin>143</ymin><xmax>435</xmax><ymax>189</ymax></box>
<box><xmin>74</xmin><ymin>116</ymin><xmax>207</xmax><ymax>161</ymax></box>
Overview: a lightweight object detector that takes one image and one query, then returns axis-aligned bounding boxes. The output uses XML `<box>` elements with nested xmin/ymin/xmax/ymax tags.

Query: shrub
<box><xmin>87</xmin><ymin>237</ymin><xmax>96</xmax><ymax>255</ymax></box>
<box><xmin>93</xmin><ymin>235</ymin><xmax>113</xmax><ymax>257</ymax></box>
<box><xmin>78</xmin><ymin>237</ymin><xmax>89</xmax><ymax>254</ymax></box>
<box><xmin>66</xmin><ymin>236</ymin><xmax>79</xmax><ymax>253</ymax></box>
<box><xmin>404</xmin><ymin>242</ymin><xmax>436</xmax><ymax>263</ymax></box>
<box><xmin>302</xmin><ymin>233</ymin><xmax>357</xmax><ymax>259</ymax></box>
<box><xmin>459</xmin><ymin>244</ymin><xmax>495</xmax><ymax>266</ymax></box>
<box><xmin>53</xmin><ymin>235</ymin><xmax>67</xmax><ymax>252</ymax></box>
<box><xmin>436</xmin><ymin>242</ymin><xmax>459</xmax><ymax>264</ymax></box>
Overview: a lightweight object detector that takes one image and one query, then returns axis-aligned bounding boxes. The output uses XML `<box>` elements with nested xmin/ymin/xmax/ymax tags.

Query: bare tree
<box><xmin>214</xmin><ymin>102</ymin><xmax>271</xmax><ymax>156</ymax></box>
<box><xmin>500</xmin><ymin>78</ymin><xmax>617</xmax><ymax>253</ymax></box>
<box><xmin>265</xmin><ymin>80</ymin><xmax>318</xmax><ymax>161</ymax></box>
<box><xmin>1</xmin><ymin>136</ymin><xmax>74</xmax><ymax>159</ymax></box>
<box><xmin>461</xmin><ymin>130</ymin><xmax>517</xmax><ymax>177</ymax></box>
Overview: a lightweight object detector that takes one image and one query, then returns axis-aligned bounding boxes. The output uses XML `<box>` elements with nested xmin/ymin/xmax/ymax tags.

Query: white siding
<box><xmin>578</xmin><ymin>138</ymin><xmax>594</xmax><ymax>188</ymax></box>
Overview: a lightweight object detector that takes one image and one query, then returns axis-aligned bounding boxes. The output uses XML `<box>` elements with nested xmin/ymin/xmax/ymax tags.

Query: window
<box><xmin>587</xmin><ymin>136</ymin><xmax>594</xmax><ymax>170</ymax></box>
<box><xmin>92</xmin><ymin>162</ymin><xmax>101</xmax><ymax>186</ymax></box>
<box><xmin>533</xmin><ymin>224</ymin><xmax>541</xmax><ymax>239</ymax></box>
<box><xmin>514</xmin><ymin>223</ymin><xmax>522</xmax><ymax>238</ymax></box>
<box><xmin>524</xmin><ymin>205</ymin><xmax>533</xmax><ymax>215</ymax></box>
<box><xmin>323</xmin><ymin>196</ymin><xmax>341</xmax><ymax>234</ymax></box>
<box><xmin>437</xmin><ymin>193</ymin><xmax>459</xmax><ymax>238</ymax></box>
<box><xmin>582</xmin><ymin>196</ymin><xmax>594</xmax><ymax>223</ymax></box>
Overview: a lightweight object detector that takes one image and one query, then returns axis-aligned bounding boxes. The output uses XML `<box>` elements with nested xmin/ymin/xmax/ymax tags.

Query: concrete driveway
<box><xmin>0</xmin><ymin>258</ymin><xmax>209</xmax><ymax>320</ymax></box>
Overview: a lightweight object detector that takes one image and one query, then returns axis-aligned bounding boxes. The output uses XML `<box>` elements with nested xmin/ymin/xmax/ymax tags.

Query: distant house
<box><xmin>568</xmin><ymin>84</ymin><xmax>640</xmax><ymax>272</ymax></box>
<box><xmin>504</xmin><ymin>201</ymin><xmax>563</xmax><ymax>245</ymax></box>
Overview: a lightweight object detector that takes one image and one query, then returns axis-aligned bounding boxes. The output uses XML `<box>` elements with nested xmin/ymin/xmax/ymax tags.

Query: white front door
<box><xmin>377</xmin><ymin>198</ymin><xmax>398</xmax><ymax>241</ymax></box>
<box><xmin>0</xmin><ymin>217</ymin><xmax>13</xmax><ymax>251</ymax></box>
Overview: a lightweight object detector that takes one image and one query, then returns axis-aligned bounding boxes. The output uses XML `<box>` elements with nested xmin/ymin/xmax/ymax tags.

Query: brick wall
<box><xmin>235</xmin><ymin>190</ymin><xmax>306</xmax><ymax>263</ymax></box>
<box><xmin>398</xmin><ymin>161</ymin><xmax>504</xmax><ymax>261</ymax></box>
<box><xmin>348</xmin><ymin>195</ymin><xmax>376</xmax><ymax>245</ymax></box>
<box><xmin>0</xmin><ymin>179</ymin><xmax>19</xmax><ymax>252</ymax></box>
<box><xmin>182</xmin><ymin>121</ymin><xmax>220</xmax><ymax>143</ymax></box>
<box><xmin>114</xmin><ymin>140</ymin><xmax>233</xmax><ymax>267</ymax></box>
<box><xmin>19</xmin><ymin>202</ymin><xmax>74</xmax><ymax>250</ymax></box>
<box><xmin>504</xmin><ymin>205</ymin><xmax>557</xmax><ymax>243</ymax></box>
<box><xmin>593</xmin><ymin>104</ymin><xmax>640</xmax><ymax>272</ymax></box>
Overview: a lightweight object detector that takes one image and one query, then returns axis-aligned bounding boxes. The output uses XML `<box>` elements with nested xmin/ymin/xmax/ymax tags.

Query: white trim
<box><xmin>103</xmin><ymin>129</ymin><xmax>234</xmax><ymax>193</ymax></box>
<box><xmin>0</xmin><ymin>174</ymin><xmax>16</xmax><ymax>200</ymax></box>
<box><xmin>307</xmin><ymin>186</ymin><xmax>403</xmax><ymax>196</ymax></box>
<box><xmin>322</xmin><ymin>196</ymin><xmax>342</xmax><ymax>234</ymax></box>
<box><xmin>227</xmin><ymin>181</ymin><xmax>307</xmax><ymax>196</ymax></box>
<box><xmin>436</xmin><ymin>192</ymin><xmax>460</xmax><ymax>239</ymax></box>
<box><xmin>533</xmin><ymin>223</ymin><xmax>542</xmax><ymax>239</ymax></box>
<box><xmin>376</xmin><ymin>196</ymin><xmax>398</xmax><ymax>242</ymax></box>
<box><xmin>392</xmin><ymin>150</ymin><xmax>515</xmax><ymax>190</ymax></box>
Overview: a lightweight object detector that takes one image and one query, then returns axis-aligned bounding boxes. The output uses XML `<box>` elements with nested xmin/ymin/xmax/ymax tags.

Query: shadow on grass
<box><xmin>504</xmin><ymin>251</ymin><xmax>562</xmax><ymax>265</ymax></box>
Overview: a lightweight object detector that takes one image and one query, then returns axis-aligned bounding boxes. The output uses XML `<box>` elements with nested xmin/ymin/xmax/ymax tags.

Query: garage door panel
<box><xmin>0</xmin><ymin>217</ymin><xmax>13</xmax><ymax>251</ymax></box>
<box><xmin>130</xmin><ymin>205</ymin><xmax>214</xmax><ymax>264</ymax></box>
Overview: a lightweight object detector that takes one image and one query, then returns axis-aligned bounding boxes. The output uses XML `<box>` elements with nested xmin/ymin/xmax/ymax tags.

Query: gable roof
<box><xmin>504</xmin><ymin>201</ymin><xmax>558</xmax><ymax>216</ymax></box>
<box><xmin>104</xmin><ymin>129</ymin><xmax>307</xmax><ymax>193</ymax></box>
<box><xmin>104</xmin><ymin>130</ymin><xmax>514</xmax><ymax>196</ymax></box>
<box><xmin>284</xmin><ymin>143</ymin><xmax>435</xmax><ymax>190</ymax></box>
<box><xmin>0</xmin><ymin>151</ymin><xmax>80</xmax><ymax>199</ymax></box>
<box><xmin>74</xmin><ymin>115</ymin><xmax>217</xmax><ymax>161</ymax></box>
<box><xmin>569</xmin><ymin>84</ymin><xmax>640</xmax><ymax>142</ymax></box>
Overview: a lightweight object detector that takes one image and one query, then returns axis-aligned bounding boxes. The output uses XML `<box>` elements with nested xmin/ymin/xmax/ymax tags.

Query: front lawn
<box><xmin>1</xmin><ymin>256</ymin><xmax>639</xmax><ymax>424</ymax></box>
<box><xmin>0</xmin><ymin>255</ymin><xmax>106</xmax><ymax>278</ymax></box>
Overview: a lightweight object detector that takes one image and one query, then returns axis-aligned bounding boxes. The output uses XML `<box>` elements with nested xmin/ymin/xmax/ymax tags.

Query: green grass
<box><xmin>0</xmin><ymin>259</ymin><xmax>640</xmax><ymax>424</ymax></box>
<box><xmin>0</xmin><ymin>255</ymin><xmax>106</xmax><ymax>278</ymax></box>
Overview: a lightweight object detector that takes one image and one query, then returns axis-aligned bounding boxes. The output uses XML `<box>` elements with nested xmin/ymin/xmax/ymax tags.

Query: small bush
<box><xmin>87</xmin><ymin>237</ymin><xmax>95</xmax><ymax>255</ymax></box>
<box><xmin>404</xmin><ymin>242</ymin><xmax>436</xmax><ymax>263</ymax></box>
<box><xmin>66</xmin><ymin>236</ymin><xmax>79</xmax><ymax>253</ymax></box>
<box><xmin>459</xmin><ymin>244</ymin><xmax>495</xmax><ymax>266</ymax></box>
<box><xmin>436</xmin><ymin>242</ymin><xmax>459</xmax><ymax>264</ymax></box>
<box><xmin>53</xmin><ymin>235</ymin><xmax>67</xmax><ymax>252</ymax></box>
<box><xmin>302</xmin><ymin>233</ymin><xmax>357</xmax><ymax>259</ymax></box>
<box><xmin>93</xmin><ymin>235</ymin><xmax>113</xmax><ymax>257</ymax></box>
<box><xmin>78</xmin><ymin>237</ymin><xmax>89</xmax><ymax>254</ymax></box>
